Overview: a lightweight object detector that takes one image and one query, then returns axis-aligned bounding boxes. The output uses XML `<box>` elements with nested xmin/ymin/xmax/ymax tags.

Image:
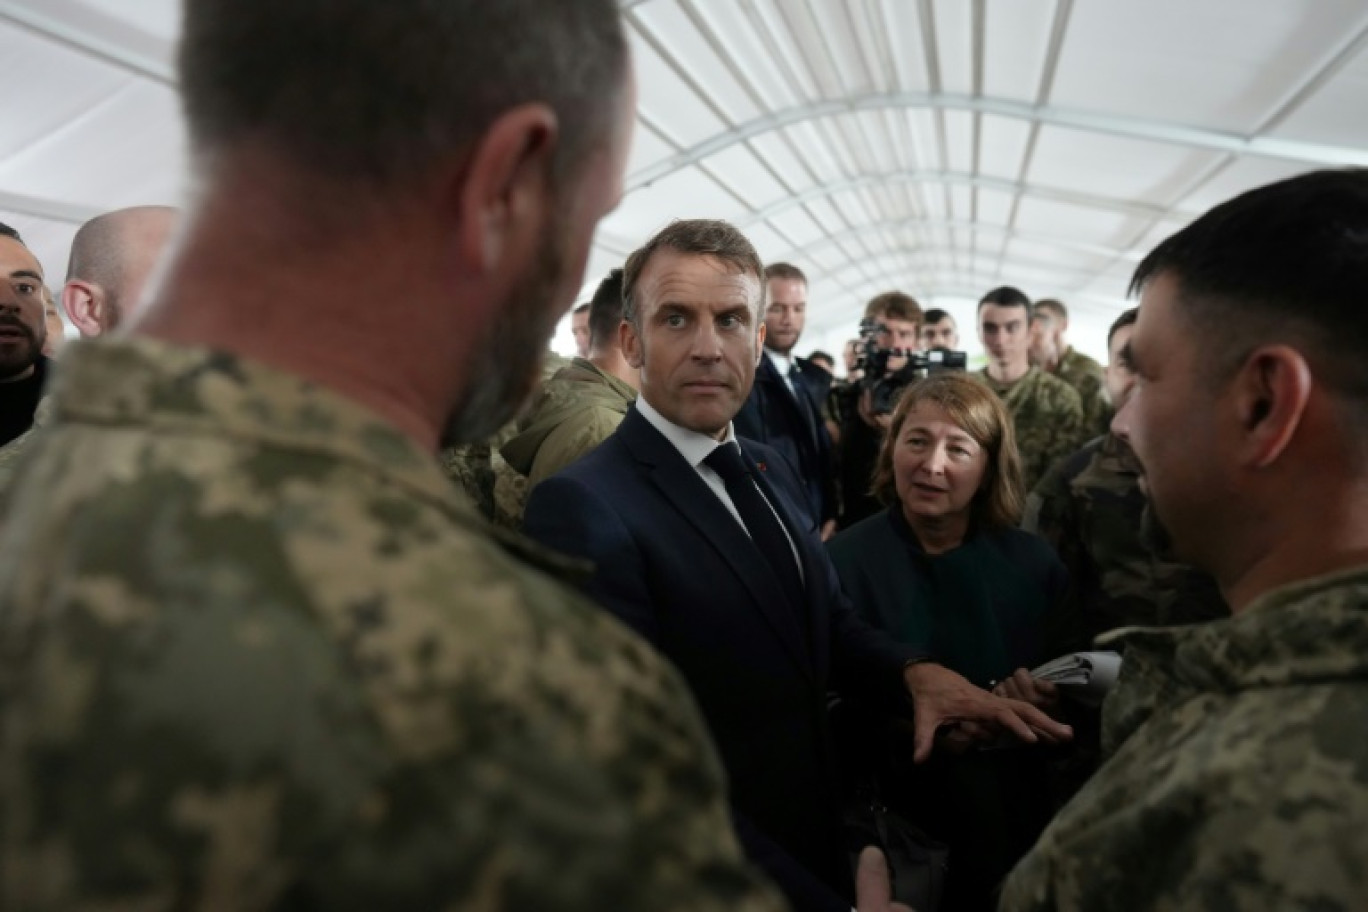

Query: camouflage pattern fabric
<box><xmin>443</xmin><ymin>352</ymin><xmax>573</xmax><ymax>531</ymax></box>
<box><xmin>1001</xmin><ymin>564</ymin><xmax>1368</xmax><ymax>911</ymax></box>
<box><xmin>975</xmin><ymin>366</ymin><xmax>1087</xmax><ymax>492</ymax></box>
<box><xmin>1022</xmin><ymin>432</ymin><xmax>1228</xmax><ymax>646</ymax></box>
<box><xmin>0</xmin><ymin>337</ymin><xmax>785</xmax><ymax>912</ymax></box>
<box><xmin>0</xmin><ymin>395</ymin><xmax>51</xmax><ymax>488</ymax></box>
<box><xmin>1053</xmin><ymin>347</ymin><xmax>1111</xmax><ymax>438</ymax></box>
<box><xmin>501</xmin><ymin>357</ymin><xmax>635</xmax><ymax>489</ymax></box>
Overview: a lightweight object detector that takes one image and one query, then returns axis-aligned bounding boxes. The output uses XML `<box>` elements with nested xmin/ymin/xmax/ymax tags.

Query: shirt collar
<box><xmin>764</xmin><ymin>348</ymin><xmax>794</xmax><ymax>377</ymax></box>
<box><xmin>635</xmin><ymin>394</ymin><xmax>736</xmax><ymax>469</ymax></box>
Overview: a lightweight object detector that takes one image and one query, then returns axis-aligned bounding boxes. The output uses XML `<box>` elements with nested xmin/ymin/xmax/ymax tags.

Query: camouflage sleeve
<box><xmin>0</xmin><ymin>426</ymin><xmax>36</xmax><ymax>490</ymax></box>
<box><xmin>1001</xmin><ymin>685</ymin><xmax>1368</xmax><ymax>911</ymax></box>
<box><xmin>1031</xmin><ymin>386</ymin><xmax>1087</xmax><ymax>490</ymax></box>
<box><xmin>0</xmin><ymin>493</ymin><xmax>783</xmax><ymax>912</ymax></box>
<box><xmin>527</xmin><ymin>407</ymin><xmax>624</xmax><ymax>485</ymax></box>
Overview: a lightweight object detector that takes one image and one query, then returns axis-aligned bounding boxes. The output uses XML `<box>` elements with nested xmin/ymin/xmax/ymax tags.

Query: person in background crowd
<box><xmin>735</xmin><ymin>261</ymin><xmax>838</xmax><ymax>537</ymax></box>
<box><xmin>63</xmin><ymin>206</ymin><xmax>178</xmax><ymax>336</ymax></box>
<box><xmin>806</xmin><ymin>349</ymin><xmax>835</xmax><ymax>376</ymax></box>
<box><xmin>837</xmin><ymin>291</ymin><xmax>922</xmax><ymax>529</ymax></box>
<box><xmin>1030</xmin><ymin>298</ymin><xmax>1109</xmax><ymax>436</ymax></box>
<box><xmin>503</xmin><ymin>267</ymin><xmax>638</xmax><ymax>497</ymax></box>
<box><xmin>41</xmin><ymin>286</ymin><xmax>65</xmax><ymax>357</ymax></box>
<box><xmin>1023</xmin><ymin>307</ymin><xmax>1227</xmax><ymax>643</ymax></box>
<box><xmin>918</xmin><ymin>308</ymin><xmax>959</xmax><ymax>351</ymax></box>
<box><xmin>571</xmin><ymin>301</ymin><xmax>592</xmax><ymax>357</ymax></box>
<box><xmin>0</xmin><ymin>222</ymin><xmax>49</xmax><ymax>447</ymax></box>
<box><xmin>975</xmin><ymin>287</ymin><xmax>1085</xmax><ymax>491</ymax></box>
<box><xmin>525</xmin><ymin>219</ymin><xmax>1070</xmax><ymax>912</ymax></box>
<box><xmin>1003</xmin><ymin>168</ymin><xmax>1368</xmax><ymax>911</ymax></box>
<box><xmin>0</xmin><ymin>207</ymin><xmax>180</xmax><ymax>478</ymax></box>
<box><xmin>0</xmin><ymin>2</ymin><xmax>795</xmax><ymax>909</ymax></box>
<box><xmin>828</xmin><ymin>373</ymin><xmax>1068</xmax><ymax>912</ymax></box>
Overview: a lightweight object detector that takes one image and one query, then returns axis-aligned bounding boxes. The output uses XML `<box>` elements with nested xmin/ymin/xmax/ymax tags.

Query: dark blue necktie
<box><xmin>704</xmin><ymin>442</ymin><xmax>805</xmax><ymax>612</ymax></box>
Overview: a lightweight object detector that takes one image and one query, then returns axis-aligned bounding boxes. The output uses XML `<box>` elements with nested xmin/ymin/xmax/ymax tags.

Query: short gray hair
<box><xmin>179</xmin><ymin>0</ymin><xmax>628</xmax><ymax>188</ymax></box>
<box><xmin>622</xmin><ymin>220</ymin><xmax>764</xmax><ymax>328</ymax></box>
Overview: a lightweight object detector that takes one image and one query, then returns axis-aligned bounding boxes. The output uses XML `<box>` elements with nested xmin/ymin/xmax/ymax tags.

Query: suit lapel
<box><xmin>760</xmin><ymin>357</ymin><xmax>820</xmax><ymax>456</ymax></box>
<box><xmin>619</xmin><ymin>409</ymin><xmax>815</xmax><ymax>680</ymax></box>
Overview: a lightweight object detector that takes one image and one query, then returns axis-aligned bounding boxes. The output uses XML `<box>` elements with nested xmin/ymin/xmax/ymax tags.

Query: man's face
<box><xmin>441</xmin><ymin>71</ymin><xmax>636</xmax><ymax>445</ymax></box>
<box><xmin>978</xmin><ymin>303</ymin><xmax>1030</xmax><ymax>372</ymax></box>
<box><xmin>624</xmin><ymin>251</ymin><xmax>764</xmax><ymax>439</ymax></box>
<box><xmin>0</xmin><ymin>237</ymin><xmax>47</xmax><ymax>381</ymax></box>
<box><xmin>1104</xmin><ymin>323</ymin><xmax>1137</xmax><ymax>409</ymax></box>
<box><xmin>1111</xmin><ymin>273</ymin><xmax>1232</xmax><ymax>569</ymax></box>
<box><xmin>571</xmin><ymin>309</ymin><xmax>591</xmax><ymax>358</ymax></box>
<box><xmin>875</xmin><ymin>315</ymin><xmax>919</xmax><ymax>372</ymax></box>
<box><xmin>919</xmin><ymin>317</ymin><xmax>958</xmax><ymax>350</ymax></box>
<box><xmin>1028</xmin><ymin>311</ymin><xmax>1061</xmax><ymax>364</ymax></box>
<box><xmin>763</xmin><ymin>277</ymin><xmax>806</xmax><ymax>355</ymax></box>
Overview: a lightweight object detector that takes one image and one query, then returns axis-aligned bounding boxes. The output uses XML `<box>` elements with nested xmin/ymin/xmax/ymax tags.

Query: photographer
<box><xmin>835</xmin><ymin>292</ymin><xmax>922</xmax><ymax>528</ymax></box>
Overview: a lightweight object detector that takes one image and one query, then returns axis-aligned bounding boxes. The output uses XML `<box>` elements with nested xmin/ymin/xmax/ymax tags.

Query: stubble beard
<box><xmin>439</xmin><ymin>223</ymin><xmax>566</xmax><ymax>448</ymax></box>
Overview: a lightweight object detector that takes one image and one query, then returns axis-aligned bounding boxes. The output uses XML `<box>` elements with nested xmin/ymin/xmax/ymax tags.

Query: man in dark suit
<box><xmin>524</xmin><ymin>219</ymin><xmax>1070</xmax><ymax>912</ymax></box>
<box><xmin>735</xmin><ymin>262</ymin><xmax>838</xmax><ymax>540</ymax></box>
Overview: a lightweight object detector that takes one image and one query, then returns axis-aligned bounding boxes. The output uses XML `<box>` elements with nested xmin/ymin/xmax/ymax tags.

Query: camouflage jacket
<box><xmin>0</xmin><ymin>395</ymin><xmax>51</xmax><ymax>488</ymax></box>
<box><xmin>1023</xmin><ymin>432</ymin><xmax>1228</xmax><ymax>645</ymax></box>
<box><xmin>0</xmin><ymin>338</ymin><xmax>783</xmax><ymax>912</ymax></box>
<box><xmin>501</xmin><ymin>357</ymin><xmax>635</xmax><ymax>487</ymax></box>
<box><xmin>1053</xmin><ymin>347</ymin><xmax>1111</xmax><ymax>438</ymax></box>
<box><xmin>1001</xmin><ymin>564</ymin><xmax>1368</xmax><ymax>911</ymax></box>
<box><xmin>443</xmin><ymin>352</ymin><xmax>574</xmax><ymax>531</ymax></box>
<box><xmin>976</xmin><ymin>366</ymin><xmax>1087</xmax><ymax>491</ymax></box>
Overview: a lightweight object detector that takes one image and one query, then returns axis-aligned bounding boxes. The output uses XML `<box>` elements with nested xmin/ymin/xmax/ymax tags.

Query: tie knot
<box><xmin>703</xmin><ymin>442</ymin><xmax>751</xmax><ymax>485</ymax></box>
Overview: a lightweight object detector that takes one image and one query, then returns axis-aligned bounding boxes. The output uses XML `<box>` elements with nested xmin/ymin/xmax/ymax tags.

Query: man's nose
<box><xmin>1111</xmin><ymin>396</ymin><xmax>1133</xmax><ymax>443</ymax></box>
<box><xmin>690</xmin><ymin>324</ymin><xmax>723</xmax><ymax>360</ymax></box>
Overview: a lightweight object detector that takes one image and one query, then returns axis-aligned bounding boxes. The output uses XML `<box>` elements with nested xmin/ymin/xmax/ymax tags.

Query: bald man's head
<box><xmin>64</xmin><ymin>206</ymin><xmax>177</xmax><ymax>336</ymax></box>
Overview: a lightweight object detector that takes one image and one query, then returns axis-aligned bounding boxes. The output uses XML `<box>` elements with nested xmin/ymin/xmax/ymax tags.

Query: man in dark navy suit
<box><xmin>735</xmin><ymin>262</ymin><xmax>839</xmax><ymax>540</ymax></box>
<box><xmin>524</xmin><ymin>219</ymin><xmax>1070</xmax><ymax>912</ymax></box>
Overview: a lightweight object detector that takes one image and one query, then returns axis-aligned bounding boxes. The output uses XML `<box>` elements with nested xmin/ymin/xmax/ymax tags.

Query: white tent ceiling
<box><xmin>3</xmin><ymin>0</ymin><xmax>1368</xmax><ymax>359</ymax></box>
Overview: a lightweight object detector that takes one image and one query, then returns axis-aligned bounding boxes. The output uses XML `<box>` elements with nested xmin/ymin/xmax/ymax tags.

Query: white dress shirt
<box><xmin>635</xmin><ymin>396</ymin><xmax>803</xmax><ymax>577</ymax></box>
<box><xmin>764</xmin><ymin>348</ymin><xmax>798</xmax><ymax>397</ymax></box>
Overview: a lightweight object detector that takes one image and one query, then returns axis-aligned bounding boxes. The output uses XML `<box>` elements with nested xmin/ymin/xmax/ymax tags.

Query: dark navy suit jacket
<box><xmin>735</xmin><ymin>354</ymin><xmax>836</xmax><ymax>523</ymax></box>
<box><xmin>523</xmin><ymin>405</ymin><xmax>920</xmax><ymax>911</ymax></box>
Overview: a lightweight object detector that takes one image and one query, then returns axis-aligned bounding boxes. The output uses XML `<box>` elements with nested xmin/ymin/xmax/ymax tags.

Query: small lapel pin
<box><xmin>756</xmin><ymin>461</ymin><xmax>767</xmax><ymax>472</ymax></box>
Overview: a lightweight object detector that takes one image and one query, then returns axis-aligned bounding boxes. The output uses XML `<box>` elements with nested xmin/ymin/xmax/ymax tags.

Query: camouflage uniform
<box><xmin>975</xmin><ymin>366</ymin><xmax>1087</xmax><ymax>491</ymax></box>
<box><xmin>1052</xmin><ymin>347</ymin><xmax>1111</xmax><ymax>438</ymax></box>
<box><xmin>502</xmin><ymin>357</ymin><xmax>635</xmax><ymax>488</ymax></box>
<box><xmin>0</xmin><ymin>395</ymin><xmax>51</xmax><ymax>487</ymax></box>
<box><xmin>1023</xmin><ymin>432</ymin><xmax>1228</xmax><ymax>646</ymax></box>
<box><xmin>443</xmin><ymin>352</ymin><xmax>573</xmax><ymax>530</ymax></box>
<box><xmin>0</xmin><ymin>338</ymin><xmax>784</xmax><ymax>912</ymax></box>
<box><xmin>1001</xmin><ymin>564</ymin><xmax>1368</xmax><ymax>911</ymax></box>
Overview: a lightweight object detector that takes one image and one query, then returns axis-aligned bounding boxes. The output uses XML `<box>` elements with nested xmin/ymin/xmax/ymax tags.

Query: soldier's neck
<box><xmin>987</xmin><ymin>360</ymin><xmax>1030</xmax><ymax>384</ymax></box>
<box><xmin>590</xmin><ymin>348</ymin><xmax>640</xmax><ymax>390</ymax></box>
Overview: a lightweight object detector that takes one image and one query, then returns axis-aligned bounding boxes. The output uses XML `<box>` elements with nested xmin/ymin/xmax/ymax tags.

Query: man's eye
<box><xmin>665</xmin><ymin>314</ymin><xmax>685</xmax><ymax>327</ymax></box>
<box><xmin>719</xmin><ymin>314</ymin><xmax>740</xmax><ymax>329</ymax></box>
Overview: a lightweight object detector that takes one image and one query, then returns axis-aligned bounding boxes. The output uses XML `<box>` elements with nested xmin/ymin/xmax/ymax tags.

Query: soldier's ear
<box><xmin>1233</xmin><ymin>345</ymin><xmax>1311</xmax><ymax>469</ymax></box>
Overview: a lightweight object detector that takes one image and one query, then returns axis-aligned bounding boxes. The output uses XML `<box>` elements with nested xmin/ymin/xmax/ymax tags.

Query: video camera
<box><xmin>856</xmin><ymin>318</ymin><xmax>967</xmax><ymax>415</ymax></box>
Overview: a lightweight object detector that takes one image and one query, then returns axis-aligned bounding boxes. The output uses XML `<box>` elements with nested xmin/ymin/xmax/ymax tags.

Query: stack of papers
<box><xmin>1030</xmin><ymin>651</ymin><xmax>1123</xmax><ymax>707</ymax></box>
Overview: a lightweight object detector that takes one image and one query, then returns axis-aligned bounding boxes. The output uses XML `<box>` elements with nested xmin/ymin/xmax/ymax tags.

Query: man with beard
<box><xmin>0</xmin><ymin>207</ymin><xmax>179</xmax><ymax>479</ymax></box>
<box><xmin>0</xmin><ymin>223</ymin><xmax>49</xmax><ymax>446</ymax></box>
<box><xmin>1023</xmin><ymin>307</ymin><xmax>1228</xmax><ymax>644</ymax></box>
<box><xmin>1002</xmin><ymin>169</ymin><xmax>1368</xmax><ymax>911</ymax></box>
<box><xmin>0</xmin><ymin>3</ymin><xmax>794</xmax><ymax>910</ymax></box>
<box><xmin>735</xmin><ymin>262</ymin><xmax>837</xmax><ymax>537</ymax></box>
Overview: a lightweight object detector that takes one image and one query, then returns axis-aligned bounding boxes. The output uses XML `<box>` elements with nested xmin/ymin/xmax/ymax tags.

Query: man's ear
<box><xmin>755</xmin><ymin>320</ymin><xmax>767</xmax><ymax>366</ymax></box>
<box><xmin>448</xmin><ymin>103</ymin><xmax>559</xmax><ymax>274</ymax></box>
<box><xmin>1232</xmin><ymin>345</ymin><xmax>1312</xmax><ymax>468</ymax></box>
<box><xmin>621</xmin><ymin>318</ymin><xmax>643</xmax><ymax>369</ymax></box>
<box><xmin>62</xmin><ymin>279</ymin><xmax>105</xmax><ymax>337</ymax></box>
